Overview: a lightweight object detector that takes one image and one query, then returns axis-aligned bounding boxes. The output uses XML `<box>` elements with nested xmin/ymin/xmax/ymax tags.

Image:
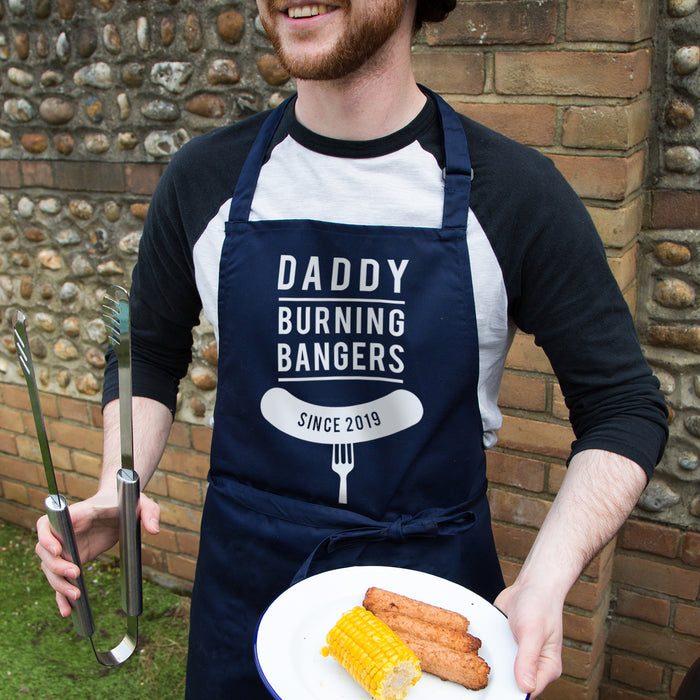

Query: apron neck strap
<box><xmin>427</xmin><ymin>86</ymin><xmax>472</xmax><ymax>233</ymax></box>
<box><xmin>227</xmin><ymin>88</ymin><xmax>472</xmax><ymax>233</ymax></box>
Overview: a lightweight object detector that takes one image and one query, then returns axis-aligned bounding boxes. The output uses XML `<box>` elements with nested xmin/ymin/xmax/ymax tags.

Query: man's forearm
<box><xmin>99</xmin><ymin>396</ymin><xmax>173</xmax><ymax>495</ymax></box>
<box><xmin>516</xmin><ymin>448</ymin><xmax>648</xmax><ymax>601</ymax></box>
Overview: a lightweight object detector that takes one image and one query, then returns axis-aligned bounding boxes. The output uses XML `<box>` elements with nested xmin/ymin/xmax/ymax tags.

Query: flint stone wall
<box><xmin>0</xmin><ymin>0</ymin><xmax>293</xmax><ymax>423</ymax></box>
<box><xmin>639</xmin><ymin>0</ymin><xmax>700</xmax><ymax>529</ymax></box>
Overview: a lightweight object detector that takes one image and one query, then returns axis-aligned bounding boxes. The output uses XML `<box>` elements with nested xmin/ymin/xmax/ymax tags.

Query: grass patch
<box><xmin>0</xmin><ymin>519</ymin><xmax>189</xmax><ymax>699</ymax></box>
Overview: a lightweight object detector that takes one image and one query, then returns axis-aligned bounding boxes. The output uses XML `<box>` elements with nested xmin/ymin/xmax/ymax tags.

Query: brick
<box><xmin>57</xmin><ymin>397</ymin><xmax>91</xmax><ymax>424</ymax></box>
<box><xmin>562</xmin><ymin>634</ymin><xmax>605</xmax><ymax>679</ymax></box>
<box><xmin>610</xmin><ymin>653</ymin><xmax>663</xmax><ymax>691</ymax></box>
<box><xmin>496</xmin><ymin>50</ymin><xmax>651</xmax><ymax>98</ymax></box>
<box><xmin>608</xmin><ymin>620</ymin><xmax>700</xmax><ymax>666</ymax></box>
<box><xmin>167</xmin><ymin>421</ymin><xmax>191</xmax><ymax>448</ymax></box>
<box><xmin>49</xmin><ymin>421</ymin><xmax>103</xmax><ymax>455</ymax></box>
<box><xmin>166</xmin><ymin>474</ymin><xmax>204</xmax><ymax>505</ymax></box>
<box><xmin>16</xmin><ymin>434</ymin><xmax>43</xmax><ymax>464</ymax></box>
<box><xmin>621</xmin><ymin>519</ymin><xmax>681</xmax><ymax>558</ymax></box>
<box><xmin>89</xmin><ymin>404</ymin><xmax>104</xmax><ymax>429</ymax></box>
<box><xmin>72</xmin><ymin>451</ymin><xmax>102</xmax><ymax>478</ymax></box>
<box><xmin>498</xmin><ymin>373</ymin><xmax>547</xmax><ymax>412</ymax></box>
<box><xmin>451</xmin><ymin>101</ymin><xmax>556</xmax><ymax>146</ymax></box>
<box><xmin>52</xmin><ymin>161</ymin><xmax>125</xmax><ymax>193</ymax></box>
<box><xmin>588</xmin><ymin>196</ymin><xmax>644</xmax><ymax>250</ymax></box>
<box><xmin>498</xmin><ymin>558</ymin><xmax>522</xmax><ymax>587</ymax></box>
<box><xmin>563</xmin><ymin>600</ymin><xmax>609</xmax><ymax>644</ymax></box>
<box><xmin>682</xmin><ymin>531</ymin><xmax>700</xmax><ymax>567</ymax></box>
<box><xmin>674</xmin><ymin>603</ymin><xmax>700</xmax><ymax>637</ymax></box>
<box><xmin>159</xmin><ymin>499</ymin><xmax>202</xmax><ymax>531</ymax></box>
<box><xmin>143</xmin><ymin>526</ymin><xmax>178</xmax><ymax>553</ymax></box>
<box><xmin>145</xmin><ymin>470</ymin><xmax>168</xmax><ymax>498</ymax></box>
<box><xmin>125</xmin><ymin>163</ymin><xmax>165</xmax><ymax>195</ymax></box>
<box><xmin>20</xmin><ymin>161</ymin><xmax>53</xmax><ymax>187</ymax></box>
<box><xmin>566</xmin><ymin>0</ymin><xmax>656</xmax><ymax>42</ymax></box>
<box><xmin>607</xmin><ymin>244</ymin><xmax>637</xmax><ymax>292</ymax></box>
<box><xmin>548</xmin><ymin>463</ymin><xmax>566</xmax><ymax>494</ymax></box>
<box><xmin>142</xmin><ymin>546</ymin><xmax>165</xmax><ymax>571</ymax></box>
<box><xmin>550</xmin><ymin>151</ymin><xmax>645</xmax><ymax>201</ymax></box>
<box><xmin>497</xmin><ymin>414</ymin><xmax>574</xmax><ymax>460</ymax></box>
<box><xmin>599</xmin><ymin>684</ymin><xmax>660</xmax><ymax>700</ymax></box>
<box><xmin>28</xmin><ymin>485</ymin><xmax>49</xmax><ymax>511</ymax></box>
<box><xmin>488</xmin><ymin>487</ymin><xmax>551</xmax><ymax>528</ymax></box>
<box><xmin>2</xmin><ymin>480</ymin><xmax>29</xmax><ymax>504</ymax></box>
<box><xmin>567</xmin><ymin>555</ymin><xmax>613</xmax><ymax>610</ymax></box>
<box><xmin>491</xmin><ymin>521</ymin><xmax>537</xmax><ymax>560</ymax></box>
<box><xmin>63</xmin><ymin>472</ymin><xmax>97</xmax><ymax>501</ymax></box>
<box><xmin>615</xmin><ymin>588</ymin><xmax>671</xmax><ymax>627</ymax></box>
<box><xmin>0</xmin><ymin>161</ymin><xmax>21</xmax><ymax>188</ymax></box>
<box><xmin>161</xmin><ymin>447</ymin><xmax>210</xmax><ymax>480</ymax></box>
<box><xmin>37</xmin><ymin>391</ymin><xmax>59</xmax><ymax>418</ymax></box>
<box><xmin>0</xmin><ymin>500</ymin><xmax>41</xmax><ymax>530</ymax></box>
<box><xmin>649</xmin><ymin>189</ymin><xmax>700</xmax><ymax>229</ymax></box>
<box><xmin>411</xmin><ymin>51</ymin><xmax>485</xmax><ymax>94</ymax></box>
<box><xmin>166</xmin><ymin>552</ymin><xmax>197</xmax><ymax>581</ymax></box>
<box><xmin>191</xmin><ymin>425</ymin><xmax>213</xmax><ymax>454</ymax></box>
<box><xmin>425</xmin><ymin>0</ymin><xmax>557</xmax><ymax>46</ymax></box>
<box><xmin>562</xmin><ymin>100</ymin><xmax>651</xmax><ymax>150</ymax></box>
<box><xmin>505</xmin><ymin>333</ymin><xmax>554</xmax><ymax>374</ymax></box>
<box><xmin>552</xmin><ymin>383</ymin><xmax>568</xmax><ymax>421</ymax></box>
<box><xmin>671</xmin><ymin>670</ymin><xmax>686</xmax><ymax>698</ymax></box>
<box><xmin>0</xmin><ymin>405</ymin><xmax>25</xmax><ymax>433</ymax></box>
<box><xmin>486</xmin><ymin>451</ymin><xmax>546</xmax><ymax>491</ymax></box>
<box><xmin>3</xmin><ymin>384</ymin><xmax>32</xmax><ymax>410</ymax></box>
<box><xmin>49</xmin><ymin>444</ymin><xmax>72</xmax><ymax>471</ymax></box>
<box><xmin>0</xmin><ymin>429</ymin><xmax>18</xmax><ymax>455</ymax></box>
<box><xmin>540</xmin><ymin>677</ymin><xmax>595</xmax><ymax>700</ymax></box>
<box><xmin>0</xmin><ymin>454</ymin><xmax>44</xmax><ymax>485</ymax></box>
<box><xmin>613</xmin><ymin>553</ymin><xmax>700</xmax><ymax>600</ymax></box>
<box><xmin>583</xmin><ymin>537</ymin><xmax>616</xmax><ymax>578</ymax></box>
<box><xmin>176</xmin><ymin>530</ymin><xmax>200</xmax><ymax>557</ymax></box>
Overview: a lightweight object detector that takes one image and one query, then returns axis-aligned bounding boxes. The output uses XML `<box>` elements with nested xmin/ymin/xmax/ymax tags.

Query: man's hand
<box><xmin>492</xmin><ymin>449</ymin><xmax>648</xmax><ymax>697</ymax></box>
<box><xmin>35</xmin><ymin>490</ymin><xmax>160</xmax><ymax>617</ymax></box>
<box><xmin>495</xmin><ymin>581</ymin><xmax>564</xmax><ymax>697</ymax></box>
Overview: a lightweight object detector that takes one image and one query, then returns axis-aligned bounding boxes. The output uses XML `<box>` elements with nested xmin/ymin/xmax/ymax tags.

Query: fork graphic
<box><xmin>331</xmin><ymin>443</ymin><xmax>354</xmax><ymax>504</ymax></box>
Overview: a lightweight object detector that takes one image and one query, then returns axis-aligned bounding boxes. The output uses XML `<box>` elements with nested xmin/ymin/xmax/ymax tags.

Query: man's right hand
<box><xmin>35</xmin><ymin>490</ymin><xmax>160</xmax><ymax>617</ymax></box>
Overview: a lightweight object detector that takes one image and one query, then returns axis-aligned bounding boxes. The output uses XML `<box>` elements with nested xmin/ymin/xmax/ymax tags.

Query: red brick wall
<box><xmin>1</xmin><ymin>2</ymin><xmax>698</xmax><ymax>698</ymax></box>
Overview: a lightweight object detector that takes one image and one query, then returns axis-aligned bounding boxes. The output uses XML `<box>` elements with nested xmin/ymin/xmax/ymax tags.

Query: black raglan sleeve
<box><xmin>465</xmin><ymin>117</ymin><xmax>668</xmax><ymax>479</ymax></box>
<box><xmin>102</xmin><ymin>114</ymin><xmax>268</xmax><ymax>413</ymax></box>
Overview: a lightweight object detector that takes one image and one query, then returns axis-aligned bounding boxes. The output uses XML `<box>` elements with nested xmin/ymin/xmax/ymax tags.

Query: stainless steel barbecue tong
<box><xmin>10</xmin><ymin>284</ymin><xmax>142</xmax><ymax>666</ymax></box>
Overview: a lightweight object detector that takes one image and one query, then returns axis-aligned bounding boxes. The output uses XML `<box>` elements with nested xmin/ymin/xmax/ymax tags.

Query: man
<box><xmin>36</xmin><ymin>1</ymin><xmax>668</xmax><ymax>698</ymax></box>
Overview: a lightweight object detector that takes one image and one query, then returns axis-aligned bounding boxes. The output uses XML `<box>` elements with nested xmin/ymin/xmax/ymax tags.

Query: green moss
<box><xmin>0</xmin><ymin>520</ymin><xmax>189</xmax><ymax>699</ymax></box>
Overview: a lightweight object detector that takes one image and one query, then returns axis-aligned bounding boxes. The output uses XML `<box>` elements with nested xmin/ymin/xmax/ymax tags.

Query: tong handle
<box><xmin>45</xmin><ymin>495</ymin><xmax>96</xmax><ymax>638</ymax></box>
<box><xmin>117</xmin><ymin>469</ymin><xmax>142</xmax><ymax>616</ymax></box>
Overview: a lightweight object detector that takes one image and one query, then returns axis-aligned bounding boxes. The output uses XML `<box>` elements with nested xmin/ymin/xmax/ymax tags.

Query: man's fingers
<box><xmin>514</xmin><ymin>635</ymin><xmax>563</xmax><ymax>697</ymax></box>
<box><xmin>140</xmin><ymin>494</ymin><xmax>160</xmax><ymax>534</ymax></box>
<box><xmin>55</xmin><ymin>590</ymin><xmax>74</xmax><ymax>618</ymax></box>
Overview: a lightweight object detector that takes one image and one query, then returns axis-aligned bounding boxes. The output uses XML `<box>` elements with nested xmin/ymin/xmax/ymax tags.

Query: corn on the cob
<box><xmin>325</xmin><ymin>606</ymin><xmax>422</xmax><ymax>700</ymax></box>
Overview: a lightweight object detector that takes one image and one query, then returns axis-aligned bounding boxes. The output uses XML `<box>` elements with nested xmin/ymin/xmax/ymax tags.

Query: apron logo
<box><xmin>260</xmin><ymin>254</ymin><xmax>424</xmax><ymax>504</ymax></box>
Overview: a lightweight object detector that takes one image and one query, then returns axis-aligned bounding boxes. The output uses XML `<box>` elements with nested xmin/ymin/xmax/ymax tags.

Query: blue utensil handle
<box><xmin>117</xmin><ymin>469</ymin><xmax>142</xmax><ymax>616</ymax></box>
<box><xmin>45</xmin><ymin>494</ymin><xmax>96</xmax><ymax>638</ymax></box>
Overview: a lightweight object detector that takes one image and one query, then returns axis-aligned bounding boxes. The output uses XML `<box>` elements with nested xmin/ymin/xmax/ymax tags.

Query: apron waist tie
<box><xmin>208</xmin><ymin>475</ymin><xmax>487</xmax><ymax>585</ymax></box>
<box><xmin>292</xmin><ymin>494</ymin><xmax>483</xmax><ymax>584</ymax></box>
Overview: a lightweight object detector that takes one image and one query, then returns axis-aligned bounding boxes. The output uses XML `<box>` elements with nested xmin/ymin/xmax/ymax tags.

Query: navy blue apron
<box><xmin>185</xmin><ymin>88</ymin><xmax>504</xmax><ymax>699</ymax></box>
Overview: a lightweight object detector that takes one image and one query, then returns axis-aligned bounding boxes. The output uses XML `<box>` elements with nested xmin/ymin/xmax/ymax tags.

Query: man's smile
<box><xmin>285</xmin><ymin>4</ymin><xmax>338</xmax><ymax>19</ymax></box>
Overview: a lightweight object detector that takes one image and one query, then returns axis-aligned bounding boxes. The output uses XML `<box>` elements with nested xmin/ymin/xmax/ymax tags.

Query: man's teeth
<box><xmin>288</xmin><ymin>4</ymin><xmax>332</xmax><ymax>19</ymax></box>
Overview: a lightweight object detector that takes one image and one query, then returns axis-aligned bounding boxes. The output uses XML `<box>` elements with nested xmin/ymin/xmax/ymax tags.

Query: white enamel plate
<box><xmin>255</xmin><ymin>566</ymin><xmax>528</xmax><ymax>700</ymax></box>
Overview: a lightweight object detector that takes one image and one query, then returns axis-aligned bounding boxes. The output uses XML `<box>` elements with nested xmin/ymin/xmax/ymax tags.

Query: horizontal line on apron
<box><xmin>278</xmin><ymin>375</ymin><xmax>403</xmax><ymax>383</ymax></box>
<box><xmin>278</xmin><ymin>297</ymin><xmax>405</xmax><ymax>304</ymax></box>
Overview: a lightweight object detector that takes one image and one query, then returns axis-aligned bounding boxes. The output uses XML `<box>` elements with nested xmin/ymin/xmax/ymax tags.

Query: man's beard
<box><xmin>261</xmin><ymin>2</ymin><xmax>406</xmax><ymax>80</ymax></box>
